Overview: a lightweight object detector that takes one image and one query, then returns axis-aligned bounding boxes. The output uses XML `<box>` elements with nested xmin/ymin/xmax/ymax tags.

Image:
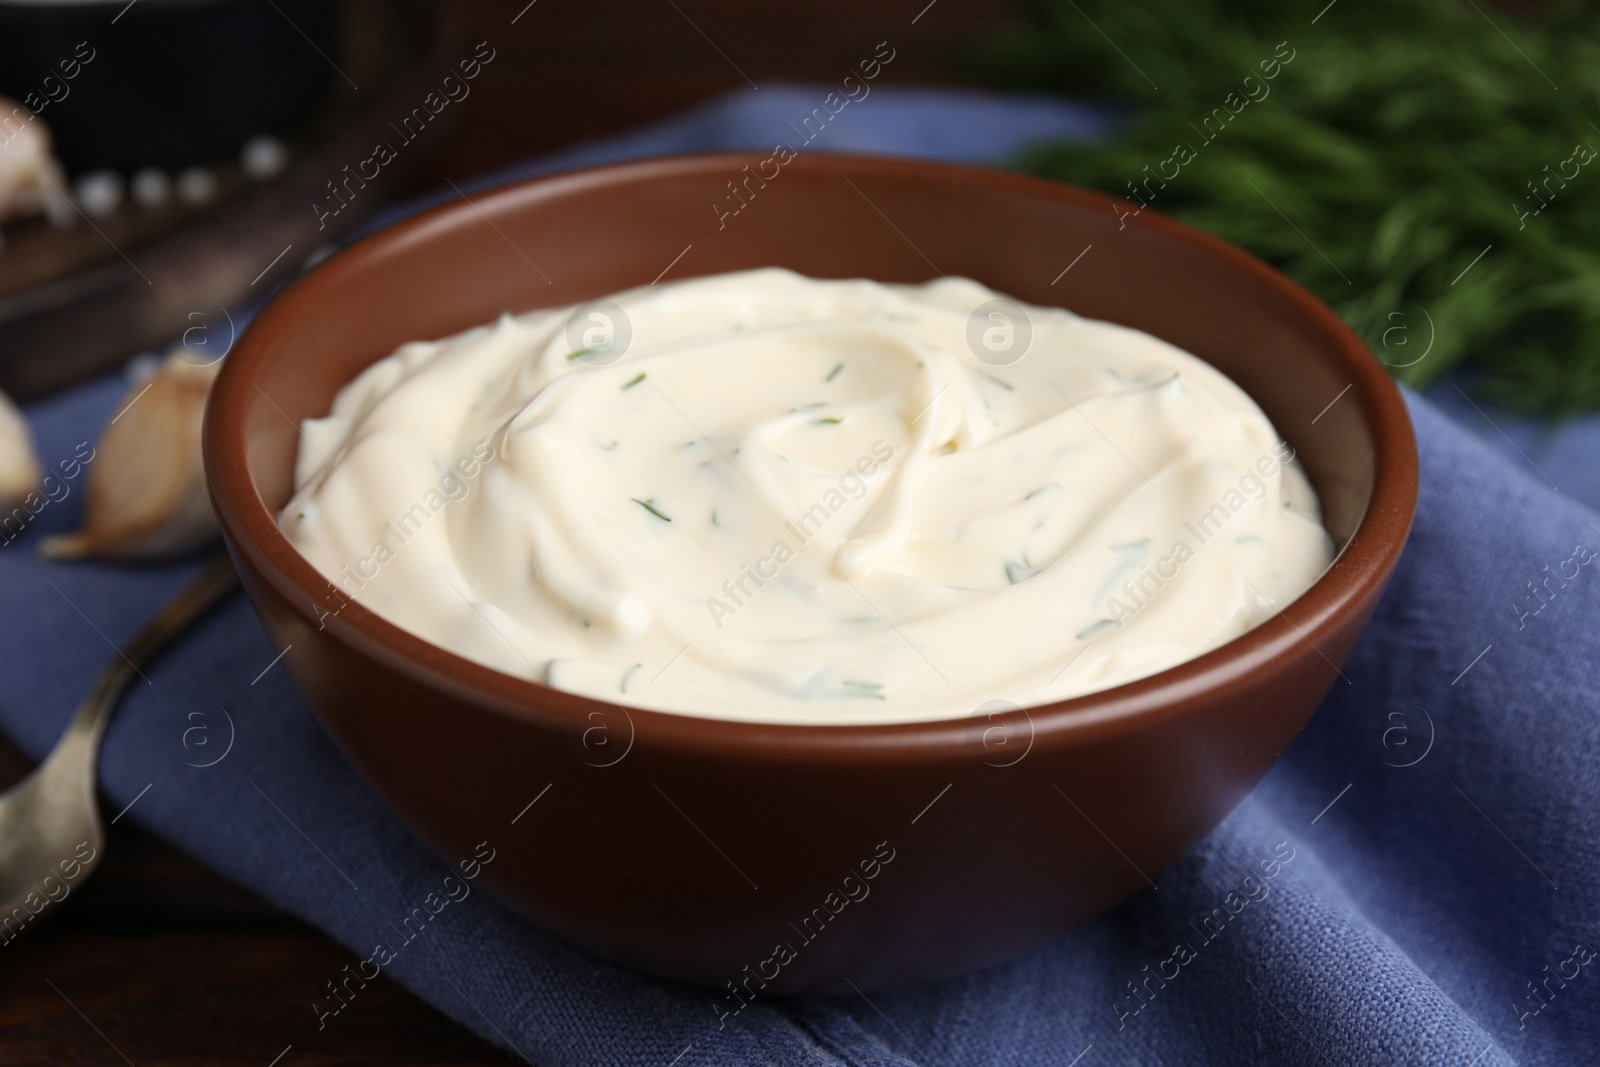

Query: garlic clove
<box><xmin>0</xmin><ymin>96</ymin><xmax>71</xmax><ymax>227</ymax></box>
<box><xmin>40</xmin><ymin>353</ymin><xmax>221</xmax><ymax>560</ymax></box>
<box><xmin>0</xmin><ymin>386</ymin><xmax>41</xmax><ymax>511</ymax></box>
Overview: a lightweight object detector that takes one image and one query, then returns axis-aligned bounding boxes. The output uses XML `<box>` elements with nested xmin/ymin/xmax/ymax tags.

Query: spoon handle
<box><xmin>54</xmin><ymin>547</ymin><xmax>241</xmax><ymax>767</ymax></box>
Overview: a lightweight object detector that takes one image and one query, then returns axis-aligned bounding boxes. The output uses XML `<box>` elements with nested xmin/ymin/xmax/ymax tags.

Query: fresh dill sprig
<box><xmin>631</xmin><ymin>498</ymin><xmax>672</xmax><ymax>522</ymax></box>
<box><xmin>963</xmin><ymin>0</ymin><xmax>1600</xmax><ymax>417</ymax></box>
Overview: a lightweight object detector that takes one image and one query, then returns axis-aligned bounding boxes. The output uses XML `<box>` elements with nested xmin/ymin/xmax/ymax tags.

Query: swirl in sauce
<box><xmin>281</xmin><ymin>269</ymin><xmax>1333</xmax><ymax>724</ymax></box>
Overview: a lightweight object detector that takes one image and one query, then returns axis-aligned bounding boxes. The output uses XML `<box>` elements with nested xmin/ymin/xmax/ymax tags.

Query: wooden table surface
<box><xmin>2</xmin><ymin>1</ymin><xmax>1008</xmax><ymax>1062</ymax></box>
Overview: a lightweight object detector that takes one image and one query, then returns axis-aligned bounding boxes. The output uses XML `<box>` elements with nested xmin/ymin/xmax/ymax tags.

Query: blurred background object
<box><xmin>0</xmin><ymin>0</ymin><xmax>339</xmax><ymax>173</ymax></box>
<box><xmin>964</xmin><ymin>0</ymin><xmax>1600</xmax><ymax>417</ymax></box>
<box><xmin>0</xmin><ymin>92</ymin><xmax>70</xmax><ymax>233</ymax></box>
<box><xmin>0</xmin><ymin>383</ymin><xmax>37</xmax><ymax>509</ymax></box>
<box><xmin>0</xmin><ymin>0</ymin><xmax>1013</xmax><ymax>405</ymax></box>
<box><xmin>0</xmin><ymin>0</ymin><xmax>453</xmax><ymax>402</ymax></box>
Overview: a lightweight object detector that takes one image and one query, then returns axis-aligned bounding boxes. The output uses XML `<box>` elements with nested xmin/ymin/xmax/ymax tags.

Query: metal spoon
<box><xmin>0</xmin><ymin>547</ymin><xmax>239</xmax><ymax>941</ymax></box>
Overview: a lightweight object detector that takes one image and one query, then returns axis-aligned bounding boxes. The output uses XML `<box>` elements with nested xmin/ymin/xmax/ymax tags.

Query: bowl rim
<box><xmin>203</xmin><ymin>150</ymin><xmax>1418</xmax><ymax>763</ymax></box>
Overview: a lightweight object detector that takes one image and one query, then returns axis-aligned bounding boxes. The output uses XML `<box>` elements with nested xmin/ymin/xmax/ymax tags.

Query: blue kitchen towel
<box><xmin>4</xmin><ymin>86</ymin><xmax>1600</xmax><ymax>1066</ymax></box>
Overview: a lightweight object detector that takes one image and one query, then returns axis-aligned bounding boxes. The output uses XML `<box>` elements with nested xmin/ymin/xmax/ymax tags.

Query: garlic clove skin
<box><xmin>0</xmin><ymin>387</ymin><xmax>41</xmax><ymax>511</ymax></box>
<box><xmin>40</xmin><ymin>353</ymin><xmax>221</xmax><ymax>560</ymax></box>
<box><xmin>0</xmin><ymin>96</ymin><xmax>71</xmax><ymax>227</ymax></box>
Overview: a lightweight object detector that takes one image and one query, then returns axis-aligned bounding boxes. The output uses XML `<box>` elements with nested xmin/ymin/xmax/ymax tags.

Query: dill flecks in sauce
<box><xmin>280</xmin><ymin>269</ymin><xmax>1333</xmax><ymax>724</ymax></box>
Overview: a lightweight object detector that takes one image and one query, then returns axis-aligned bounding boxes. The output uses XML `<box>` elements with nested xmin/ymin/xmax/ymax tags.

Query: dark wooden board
<box><xmin>0</xmin><ymin>734</ymin><xmax>513</xmax><ymax>1066</ymax></box>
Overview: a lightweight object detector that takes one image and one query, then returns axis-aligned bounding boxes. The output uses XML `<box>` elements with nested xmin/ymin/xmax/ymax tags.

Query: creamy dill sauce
<box><xmin>281</xmin><ymin>269</ymin><xmax>1333</xmax><ymax>724</ymax></box>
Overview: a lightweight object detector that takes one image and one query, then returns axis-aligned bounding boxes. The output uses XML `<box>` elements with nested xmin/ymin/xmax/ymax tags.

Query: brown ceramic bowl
<box><xmin>203</xmin><ymin>153</ymin><xmax>1416</xmax><ymax>994</ymax></box>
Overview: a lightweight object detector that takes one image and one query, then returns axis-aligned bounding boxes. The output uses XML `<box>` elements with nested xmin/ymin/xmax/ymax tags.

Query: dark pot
<box><xmin>0</xmin><ymin>0</ymin><xmax>341</xmax><ymax>173</ymax></box>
